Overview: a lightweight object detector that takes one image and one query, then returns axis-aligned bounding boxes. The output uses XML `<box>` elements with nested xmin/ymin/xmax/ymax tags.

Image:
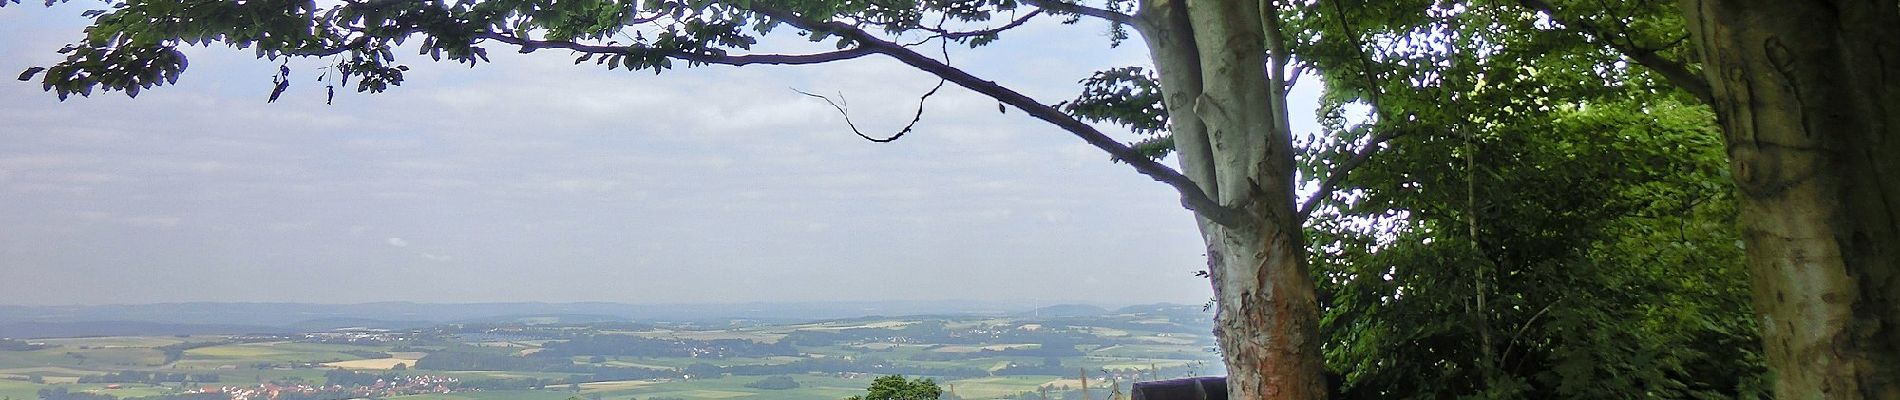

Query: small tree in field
<box><xmin>849</xmin><ymin>375</ymin><xmax>942</xmax><ymax>400</ymax></box>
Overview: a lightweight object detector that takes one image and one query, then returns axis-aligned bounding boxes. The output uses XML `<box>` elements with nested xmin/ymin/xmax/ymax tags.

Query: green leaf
<box><xmin>16</xmin><ymin>66</ymin><xmax>44</xmax><ymax>81</ymax></box>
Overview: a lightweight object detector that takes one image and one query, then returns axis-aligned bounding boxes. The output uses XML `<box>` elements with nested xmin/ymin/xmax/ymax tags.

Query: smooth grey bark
<box><xmin>1135</xmin><ymin>0</ymin><xmax>1327</xmax><ymax>398</ymax></box>
<box><xmin>1679</xmin><ymin>0</ymin><xmax>1900</xmax><ymax>398</ymax></box>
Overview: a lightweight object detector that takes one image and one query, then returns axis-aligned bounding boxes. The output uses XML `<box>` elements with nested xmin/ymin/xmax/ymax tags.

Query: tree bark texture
<box><xmin>1136</xmin><ymin>0</ymin><xmax>1328</xmax><ymax>398</ymax></box>
<box><xmin>1679</xmin><ymin>0</ymin><xmax>1900</xmax><ymax>398</ymax></box>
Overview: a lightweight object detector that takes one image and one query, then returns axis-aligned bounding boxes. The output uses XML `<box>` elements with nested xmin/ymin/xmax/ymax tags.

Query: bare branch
<box><xmin>793</xmin><ymin>79</ymin><xmax>947</xmax><ymax>142</ymax></box>
<box><xmin>1516</xmin><ymin>0</ymin><xmax>1713</xmax><ymax>103</ymax></box>
<box><xmin>1502</xmin><ymin>295</ymin><xmax>1564</xmax><ymax>367</ymax></box>
<box><xmin>476</xmin><ymin>33</ymin><xmax>879</xmax><ymax>66</ymax></box>
<box><xmin>812</xmin><ymin>16</ymin><xmax>957</xmax><ymax>143</ymax></box>
<box><xmin>754</xmin><ymin>4</ymin><xmax>1245</xmax><ymax>227</ymax></box>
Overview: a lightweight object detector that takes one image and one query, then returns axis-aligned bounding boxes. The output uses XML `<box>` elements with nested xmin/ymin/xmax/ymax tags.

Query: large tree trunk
<box><xmin>1679</xmin><ymin>0</ymin><xmax>1900</xmax><ymax>398</ymax></box>
<box><xmin>1135</xmin><ymin>0</ymin><xmax>1327</xmax><ymax>398</ymax></box>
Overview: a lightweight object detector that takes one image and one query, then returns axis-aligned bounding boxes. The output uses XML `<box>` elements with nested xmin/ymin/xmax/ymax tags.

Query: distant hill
<box><xmin>450</xmin><ymin>313</ymin><xmax>634</xmax><ymax>325</ymax></box>
<box><xmin>0</xmin><ymin>301</ymin><xmax>1202</xmax><ymax>337</ymax></box>
<box><xmin>285</xmin><ymin>317</ymin><xmax>438</xmax><ymax>331</ymax></box>
<box><xmin>1020</xmin><ymin>304</ymin><xmax>1111</xmax><ymax>317</ymax></box>
<box><xmin>0</xmin><ymin>321</ymin><xmax>286</xmax><ymax>339</ymax></box>
<box><xmin>1115</xmin><ymin>303</ymin><xmax>1209</xmax><ymax>315</ymax></box>
<box><xmin>0</xmin><ymin>300</ymin><xmax>1181</xmax><ymax>330</ymax></box>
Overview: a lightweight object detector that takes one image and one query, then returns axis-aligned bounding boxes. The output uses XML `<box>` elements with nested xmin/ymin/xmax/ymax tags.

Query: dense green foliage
<box><xmin>323</xmin><ymin>368</ymin><xmax>386</xmax><ymax>386</ymax></box>
<box><xmin>153</xmin><ymin>342</ymin><xmax>224</xmax><ymax>364</ymax></box>
<box><xmin>1288</xmin><ymin>1</ymin><xmax>1765</xmax><ymax>398</ymax></box>
<box><xmin>848</xmin><ymin>375</ymin><xmax>943</xmax><ymax>400</ymax></box>
<box><xmin>35</xmin><ymin>387</ymin><xmax>117</xmax><ymax>400</ymax></box>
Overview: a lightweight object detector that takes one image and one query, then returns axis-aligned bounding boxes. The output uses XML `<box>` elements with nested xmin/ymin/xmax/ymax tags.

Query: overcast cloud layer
<box><xmin>0</xmin><ymin>7</ymin><xmax>1322</xmax><ymax>306</ymax></box>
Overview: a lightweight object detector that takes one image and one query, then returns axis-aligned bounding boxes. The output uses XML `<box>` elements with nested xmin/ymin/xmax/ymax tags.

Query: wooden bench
<box><xmin>1131</xmin><ymin>377</ymin><xmax>1226</xmax><ymax>400</ymax></box>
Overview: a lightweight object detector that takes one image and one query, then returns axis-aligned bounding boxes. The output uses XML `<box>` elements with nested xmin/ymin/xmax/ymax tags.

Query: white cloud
<box><xmin>0</xmin><ymin>9</ymin><xmax>1223</xmax><ymax>305</ymax></box>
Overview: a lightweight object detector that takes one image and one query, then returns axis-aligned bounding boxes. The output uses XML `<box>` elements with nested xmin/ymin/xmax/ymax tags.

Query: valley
<box><xmin>0</xmin><ymin>305</ymin><xmax>1220</xmax><ymax>400</ymax></box>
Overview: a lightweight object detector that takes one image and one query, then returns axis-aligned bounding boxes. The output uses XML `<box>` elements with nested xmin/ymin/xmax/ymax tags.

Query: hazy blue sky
<box><xmin>0</xmin><ymin>6</ymin><xmax>1322</xmax><ymax>306</ymax></box>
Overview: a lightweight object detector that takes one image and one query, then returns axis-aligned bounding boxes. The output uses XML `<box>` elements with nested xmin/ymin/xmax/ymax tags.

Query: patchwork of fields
<box><xmin>0</xmin><ymin>306</ymin><xmax>1219</xmax><ymax>400</ymax></box>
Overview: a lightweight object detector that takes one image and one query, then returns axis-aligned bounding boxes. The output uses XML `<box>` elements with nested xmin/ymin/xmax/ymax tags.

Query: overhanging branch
<box><xmin>1517</xmin><ymin>0</ymin><xmax>1713</xmax><ymax>103</ymax></box>
<box><xmin>1296</xmin><ymin>128</ymin><xmax>1404</xmax><ymax>221</ymax></box>
<box><xmin>476</xmin><ymin>33</ymin><xmax>879</xmax><ymax>66</ymax></box>
<box><xmin>754</xmin><ymin>5</ymin><xmax>1245</xmax><ymax>227</ymax></box>
<box><xmin>914</xmin><ymin>9</ymin><xmax>1045</xmax><ymax>43</ymax></box>
<box><xmin>306</xmin><ymin>1</ymin><xmax>1231</xmax><ymax>225</ymax></box>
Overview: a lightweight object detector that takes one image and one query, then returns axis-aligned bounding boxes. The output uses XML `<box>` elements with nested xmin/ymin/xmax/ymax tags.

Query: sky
<box><xmin>0</xmin><ymin>5</ymin><xmax>1323</xmax><ymax>306</ymax></box>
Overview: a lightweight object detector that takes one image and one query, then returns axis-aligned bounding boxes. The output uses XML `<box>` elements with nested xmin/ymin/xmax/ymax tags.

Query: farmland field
<box><xmin>0</xmin><ymin>305</ymin><xmax>1218</xmax><ymax>399</ymax></box>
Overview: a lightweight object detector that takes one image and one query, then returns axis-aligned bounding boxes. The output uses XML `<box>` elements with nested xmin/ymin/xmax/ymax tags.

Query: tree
<box><xmin>1307</xmin><ymin>83</ymin><xmax>1767</xmax><ymax>398</ymax></box>
<box><xmin>1672</xmin><ymin>1</ymin><xmax>1900</xmax><ymax>397</ymax></box>
<box><xmin>1273</xmin><ymin>1</ymin><xmax>1772</xmax><ymax>398</ymax></box>
<box><xmin>1436</xmin><ymin>0</ymin><xmax>1900</xmax><ymax>396</ymax></box>
<box><xmin>1284</xmin><ymin>0</ymin><xmax>1900</xmax><ymax>397</ymax></box>
<box><xmin>1499</xmin><ymin>1</ymin><xmax>1900</xmax><ymax>396</ymax></box>
<box><xmin>848</xmin><ymin>375</ymin><xmax>943</xmax><ymax>400</ymax></box>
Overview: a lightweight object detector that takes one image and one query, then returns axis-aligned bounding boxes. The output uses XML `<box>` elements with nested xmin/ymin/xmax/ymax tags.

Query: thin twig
<box><xmin>792</xmin><ymin>79</ymin><xmax>946</xmax><ymax>142</ymax></box>
<box><xmin>1503</xmin><ymin>296</ymin><xmax>1563</xmax><ymax>372</ymax></box>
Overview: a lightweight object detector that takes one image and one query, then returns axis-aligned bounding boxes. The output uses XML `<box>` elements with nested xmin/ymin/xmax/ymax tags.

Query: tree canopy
<box><xmin>847</xmin><ymin>375</ymin><xmax>943</xmax><ymax>400</ymax></box>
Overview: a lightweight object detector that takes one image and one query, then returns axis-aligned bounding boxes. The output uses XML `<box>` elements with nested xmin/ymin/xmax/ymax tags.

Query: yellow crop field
<box><xmin>0</xmin><ymin>366</ymin><xmax>105</xmax><ymax>377</ymax></box>
<box><xmin>578</xmin><ymin>379</ymin><xmax>661</xmax><ymax>392</ymax></box>
<box><xmin>322</xmin><ymin>357</ymin><xmax>419</xmax><ymax>370</ymax></box>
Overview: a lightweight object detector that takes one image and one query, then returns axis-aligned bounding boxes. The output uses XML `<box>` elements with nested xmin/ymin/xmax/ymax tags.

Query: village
<box><xmin>195</xmin><ymin>375</ymin><xmax>458</xmax><ymax>400</ymax></box>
